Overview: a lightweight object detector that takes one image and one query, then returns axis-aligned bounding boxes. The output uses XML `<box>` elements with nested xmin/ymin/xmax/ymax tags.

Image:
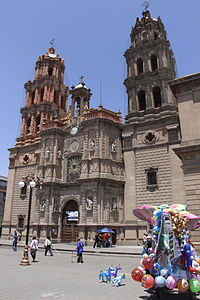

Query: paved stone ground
<box><xmin>0</xmin><ymin>247</ymin><xmax>200</xmax><ymax>300</ymax></box>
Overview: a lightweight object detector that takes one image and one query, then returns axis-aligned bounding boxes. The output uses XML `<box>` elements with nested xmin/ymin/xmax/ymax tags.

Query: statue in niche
<box><xmin>46</xmin><ymin>148</ymin><xmax>51</xmax><ymax>159</ymax></box>
<box><xmin>111</xmin><ymin>198</ymin><xmax>117</xmax><ymax>210</ymax></box>
<box><xmin>111</xmin><ymin>142</ymin><xmax>117</xmax><ymax>152</ymax></box>
<box><xmin>86</xmin><ymin>197</ymin><xmax>93</xmax><ymax>210</ymax></box>
<box><xmin>40</xmin><ymin>199</ymin><xmax>46</xmax><ymax>212</ymax></box>
<box><xmin>57</xmin><ymin>149</ymin><xmax>62</xmax><ymax>158</ymax></box>
<box><xmin>90</xmin><ymin>139</ymin><xmax>95</xmax><ymax>151</ymax></box>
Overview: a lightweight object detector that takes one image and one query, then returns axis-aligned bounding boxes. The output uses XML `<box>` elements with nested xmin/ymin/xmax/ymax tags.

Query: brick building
<box><xmin>2</xmin><ymin>9</ymin><xmax>200</xmax><ymax>244</ymax></box>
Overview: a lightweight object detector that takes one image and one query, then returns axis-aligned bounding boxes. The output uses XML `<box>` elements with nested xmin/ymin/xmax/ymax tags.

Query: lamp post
<box><xmin>18</xmin><ymin>175</ymin><xmax>42</xmax><ymax>266</ymax></box>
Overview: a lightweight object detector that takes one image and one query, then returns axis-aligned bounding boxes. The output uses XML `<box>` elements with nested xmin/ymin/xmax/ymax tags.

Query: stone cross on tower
<box><xmin>79</xmin><ymin>75</ymin><xmax>84</xmax><ymax>83</ymax></box>
<box><xmin>141</xmin><ymin>1</ymin><xmax>150</xmax><ymax>11</ymax></box>
<box><xmin>50</xmin><ymin>38</ymin><xmax>55</xmax><ymax>48</ymax></box>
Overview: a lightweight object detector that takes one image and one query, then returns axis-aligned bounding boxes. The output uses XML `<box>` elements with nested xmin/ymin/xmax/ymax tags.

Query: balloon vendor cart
<box><xmin>131</xmin><ymin>204</ymin><xmax>200</xmax><ymax>299</ymax></box>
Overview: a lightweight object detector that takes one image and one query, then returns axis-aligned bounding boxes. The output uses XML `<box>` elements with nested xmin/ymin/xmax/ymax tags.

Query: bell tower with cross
<box><xmin>17</xmin><ymin>43</ymin><xmax>69</xmax><ymax>144</ymax></box>
<box><xmin>124</xmin><ymin>3</ymin><xmax>177</xmax><ymax>122</ymax></box>
<box><xmin>70</xmin><ymin>76</ymin><xmax>92</xmax><ymax>117</ymax></box>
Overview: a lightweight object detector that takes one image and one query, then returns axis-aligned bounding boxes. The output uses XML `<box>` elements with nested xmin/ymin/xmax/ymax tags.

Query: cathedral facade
<box><xmin>2</xmin><ymin>9</ymin><xmax>200</xmax><ymax>245</ymax></box>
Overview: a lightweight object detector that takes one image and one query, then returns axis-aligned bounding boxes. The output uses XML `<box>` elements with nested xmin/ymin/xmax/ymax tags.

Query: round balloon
<box><xmin>177</xmin><ymin>279</ymin><xmax>189</xmax><ymax>292</ymax></box>
<box><xmin>131</xmin><ymin>268</ymin><xmax>145</xmax><ymax>282</ymax></box>
<box><xmin>155</xmin><ymin>276</ymin><xmax>166</xmax><ymax>288</ymax></box>
<box><xmin>141</xmin><ymin>275</ymin><xmax>154</xmax><ymax>289</ymax></box>
<box><xmin>189</xmin><ymin>279</ymin><xmax>200</xmax><ymax>293</ymax></box>
<box><xmin>142</xmin><ymin>257</ymin><xmax>154</xmax><ymax>270</ymax></box>
<box><xmin>160</xmin><ymin>268</ymin><xmax>168</xmax><ymax>277</ymax></box>
<box><xmin>150</xmin><ymin>263</ymin><xmax>161</xmax><ymax>276</ymax></box>
<box><xmin>166</xmin><ymin>276</ymin><xmax>176</xmax><ymax>290</ymax></box>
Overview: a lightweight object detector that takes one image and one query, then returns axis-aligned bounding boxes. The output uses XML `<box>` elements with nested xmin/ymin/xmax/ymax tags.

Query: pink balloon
<box><xmin>166</xmin><ymin>276</ymin><xmax>176</xmax><ymax>290</ymax></box>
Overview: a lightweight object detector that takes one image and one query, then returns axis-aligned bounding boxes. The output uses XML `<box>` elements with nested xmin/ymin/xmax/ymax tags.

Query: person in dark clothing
<box><xmin>76</xmin><ymin>238</ymin><xmax>84</xmax><ymax>263</ymax></box>
<box><xmin>12</xmin><ymin>231</ymin><xmax>18</xmax><ymax>251</ymax></box>
<box><xmin>93</xmin><ymin>234</ymin><xmax>100</xmax><ymax>248</ymax></box>
<box><xmin>44</xmin><ymin>236</ymin><xmax>53</xmax><ymax>256</ymax></box>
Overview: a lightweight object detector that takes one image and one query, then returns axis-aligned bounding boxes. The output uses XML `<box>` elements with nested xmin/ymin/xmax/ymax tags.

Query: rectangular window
<box><xmin>17</xmin><ymin>216</ymin><xmax>25</xmax><ymax>229</ymax></box>
<box><xmin>146</xmin><ymin>168</ymin><xmax>158</xmax><ymax>191</ymax></box>
<box><xmin>20</xmin><ymin>185</ymin><xmax>27</xmax><ymax>197</ymax></box>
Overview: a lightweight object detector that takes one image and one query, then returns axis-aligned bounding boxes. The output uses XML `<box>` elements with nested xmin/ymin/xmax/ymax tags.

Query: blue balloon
<box><xmin>150</xmin><ymin>263</ymin><xmax>161</xmax><ymax>275</ymax></box>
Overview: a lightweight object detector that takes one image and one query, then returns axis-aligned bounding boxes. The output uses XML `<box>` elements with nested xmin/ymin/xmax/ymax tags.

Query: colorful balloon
<box><xmin>150</xmin><ymin>263</ymin><xmax>161</xmax><ymax>276</ymax></box>
<box><xmin>142</xmin><ymin>257</ymin><xmax>154</xmax><ymax>270</ymax></box>
<box><xmin>131</xmin><ymin>268</ymin><xmax>145</xmax><ymax>282</ymax></box>
<box><xmin>141</xmin><ymin>275</ymin><xmax>154</xmax><ymax>289</ymax></box>
<box><xmin>160</xmin><ymin>268</ymin><xmax>168</xmax><ymax>277</ymax></box>
<box><xmin>189</xmin><ymin>279</ymin><xmax>200</xmax><ymax>293</ymax></box>
<box><xmin>166</xmin><ymin>276</ymin><xmax>176</xmax><ymax>290</ymax></box>
<box><xmin>155</xmin><ymin>276</ymin><xmax>166</xmax><ymax>288</ymax></box>
<box><xmin>177</xmin><ymin>279</ymin><xmax>189</xmax><ymax>292</ymax></box>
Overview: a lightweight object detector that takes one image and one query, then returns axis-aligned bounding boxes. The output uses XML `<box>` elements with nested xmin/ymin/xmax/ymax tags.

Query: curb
<box><xmin>0</xmin><ymin>243</ymin><xmax>141</xmax><ymax>257</ymax></box>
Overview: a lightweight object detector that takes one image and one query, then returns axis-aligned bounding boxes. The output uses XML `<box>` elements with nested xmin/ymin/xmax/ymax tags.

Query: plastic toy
<box><xmin>112</xmin><ymin>273</ymin><xmax>126</xmax><ymax>287</ymax></box>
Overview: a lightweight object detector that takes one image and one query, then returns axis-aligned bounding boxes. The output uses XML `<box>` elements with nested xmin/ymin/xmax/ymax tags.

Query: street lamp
<box><xmin>18</xmin><ymin>175</ymin><xmax>42</xmax><ymax>266</ymax></box>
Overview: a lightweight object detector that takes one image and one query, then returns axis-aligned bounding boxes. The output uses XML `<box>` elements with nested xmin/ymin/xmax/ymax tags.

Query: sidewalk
<box><xmin>0</xmin><ymin>238</ymin><xmax>142</xmax><ymax>256</ymax></box>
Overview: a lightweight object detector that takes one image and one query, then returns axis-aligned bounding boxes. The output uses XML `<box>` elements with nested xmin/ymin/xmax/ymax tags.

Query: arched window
<box><xmin>138</xmin><ymin>90</ymin><xmax>146</xmax><ymax>111</ymax></box>
<box><xmin>26</xmin><ymin>118</ymin><xmax>31</xmax><ymax>134</ymax></box>
<box><xmin>31</xmin><ymin>91</ymin><xmax>35</xmax><ymax>105</ymax></box>
<box><xmin>40</xmin><ymin>88</ymin><xmax>44</xmax><ymax>102</ymax></box>
<box><xmin>153</xmin><ymin>87</ymin><xmax>162</xmax><ymax>107</ymax></box>
<box><xmin>137</xmin><ymin>58</ymin><xmax>144</xmax><ymax>75</ymax></box>
<box><xmin>48</xmin><ymin>67</ymin><xmax>53</xmax><ymax>76</ymax></box>
<box><xmin>151</xmin><ymin>55</ymin><xmax>158</xmax><ymax>71</ymax></box>
<box><xmin>75</xmin><ymin>97</ymin><xmax>81</xmax><ymax>115</ymax></box>
<box><xmin>154</xmin><ymin>32</ymin><xmax>159</xmax><ymax>40</ymax></box>
<box><xmin>61</xmin><ymin>96</ymin><xmax>65</xmax><ymax>110</ymax></box>
<box><xmin>54</xmin><ymin>90</ymin><xmax>58</xmax><ymax>104</ymax></box>
<box><xmin>36</xmin><ymin>115</ymin><xmax>41</xmax><ymax>132</ymax></box>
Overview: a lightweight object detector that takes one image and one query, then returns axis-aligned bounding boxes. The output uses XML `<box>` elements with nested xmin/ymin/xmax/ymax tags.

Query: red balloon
<box><xmin>131</xmin><ymin>268</ymin><xmax>145</xmax><ymax>282</ymax></box>
<box><xmin>142</xmin><ymin>257</ymin><xmax>154</xmax><ymax>270</ymax></box>
<box><xmin>141</xmin><ymin>275</ymin><xmax>154</xmax><ymax>289</ymax></box>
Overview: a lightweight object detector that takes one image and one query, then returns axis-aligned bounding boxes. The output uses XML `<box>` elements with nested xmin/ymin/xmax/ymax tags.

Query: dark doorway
<box><xmin>112</xmin><ymin>229</ymin><xmax>117</xmax><ymax>245</ymax></box>
<box><xmin>61</xmin><ymin>200</ymin><xmax>79</xmax><ymax>243</ymax></box>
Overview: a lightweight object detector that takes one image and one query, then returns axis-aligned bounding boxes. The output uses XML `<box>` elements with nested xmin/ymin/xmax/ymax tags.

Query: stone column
<box><xmin>92</xmin><ymin>193</ymin><xmax>98</xmax><ymax>223</ymax></box>
<box><xmin>161</xmin><ymin>80</ymin><xmax>168</xmax><ymax>104</ymax></box>
<box><xmin>80</xmin><ymin>191</ymin><xmax>86</xmax><ymax>223</ymax></box>
<box><xmin>20</xmin><ymin>117</ymin><xmax>26</xmax><ymax>136</ymax></box>
<box><xmin>35</xmin><ymin>88</ymin><xmax>39</xmax><ymax>104</ymax></box>
<box><xmin>146</xmin><ymin>85</ymin><xmax>153</xmax><ymax>108</ymax></box>
<box><xmin>44</xmin><ymin>86</ymin><xmax>48</xmax><ymax>101</ymax></box>
<box><xmin>30</xmin><ymin>115</ymin><xmax>35</xmax><ymax>134</ymax></box>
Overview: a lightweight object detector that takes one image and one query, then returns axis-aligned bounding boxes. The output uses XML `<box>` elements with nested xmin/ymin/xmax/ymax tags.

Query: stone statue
<box><xmin>86</xmin><ymin>197</ymin><xmax>93</xmax><ymax>210</ymax></box>
<box><xmin>111</xmin><ymin>142</ymin><xmax>117</xmax><ymax>152</ymax></box>
<box><xmin>90</xmin><ymin>139</ymin><xmax>95</xmax><ymax>151</ymax></box>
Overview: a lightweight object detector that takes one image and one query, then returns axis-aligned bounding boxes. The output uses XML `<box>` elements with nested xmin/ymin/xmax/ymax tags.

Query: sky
<box><xmin>0</xmin><ymin>0</ymin><xmax>200</xmax><ymax>177</ymax></box>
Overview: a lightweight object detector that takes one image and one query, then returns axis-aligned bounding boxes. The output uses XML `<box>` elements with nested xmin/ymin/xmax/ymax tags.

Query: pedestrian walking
<box><xmin>44</xmin><ymin>236</ymin><xmax>53</xmax><ymax>256</ymax></box>
<box><xmin>76</xmin><ymin>238</ymin><xmax>84</xmax><ymax>263</ymax></box>
<box><xmin>30</xmin><ymin>236</ymin><xmax>39</xmax><ymax>262</ymax></box>
<box><xmin>93</xmin><ymin>233</ymin><xmax>100</xmax><ymax>248</ymax></box>
<box><xmin>12</xmin><ymin>230</ymin><xmax>18</xmax><ymax>251</ymax></box>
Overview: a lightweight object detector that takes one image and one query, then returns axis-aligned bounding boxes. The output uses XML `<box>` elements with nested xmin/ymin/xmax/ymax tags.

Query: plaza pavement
<box><xmin>0</xmin><ymin>245</ymin><xmax>200</xmax><ymax>300</ymax></box>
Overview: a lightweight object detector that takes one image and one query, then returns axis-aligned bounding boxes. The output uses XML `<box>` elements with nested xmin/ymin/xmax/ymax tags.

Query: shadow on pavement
<box><xmin>139</xmin><ymin>288</ymin><xmax>199</xmax><ymax>300</ymax></box>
